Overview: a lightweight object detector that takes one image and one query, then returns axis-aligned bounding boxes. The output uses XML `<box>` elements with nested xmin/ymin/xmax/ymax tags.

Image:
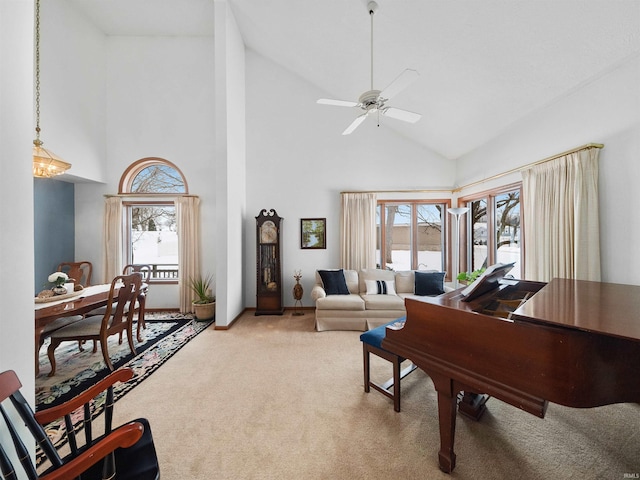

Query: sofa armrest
<box><xmin>311</xmin><ymin>285</ymin><xmax>327</xmax><ymax>301</ymax></box>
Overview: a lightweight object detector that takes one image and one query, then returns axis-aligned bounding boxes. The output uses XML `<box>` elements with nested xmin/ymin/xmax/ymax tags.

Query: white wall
<box><xmin>44</xmin><ymin>0</ymin><xmax>106</xmax><ymax>182</ymax></box>
<box><xmin>244</xmin><ymin>51</ymin><xmax>455</xmax><ymax>307</ymax></box>
<box><xmin>456</xmin><ymin>54</ymin><xmax>640</xmax><ymax>285</ymax></box>
<box><xmin>0</xmin><ymin>0</ymin><xmax>36</xmax><ymax>466</ymax></box>
<box><xmin>215</xmin><ymin>1</ymin><xmax>246</xmax><ymax>327</ymax></box>
<box><xmin>74</xmin><ymin>35</ymin><xmax>216</xmax><ymax>307</ymax></box>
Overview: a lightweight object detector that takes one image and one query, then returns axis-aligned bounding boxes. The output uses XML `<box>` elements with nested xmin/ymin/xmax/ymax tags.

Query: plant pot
<box><xmin>193</xmin><ymin>301</ymin><xmax>215</xmax><ymax>321</ymax></box>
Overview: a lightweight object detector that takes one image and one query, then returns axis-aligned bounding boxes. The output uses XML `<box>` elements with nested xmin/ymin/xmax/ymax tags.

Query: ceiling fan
<box><xmin>317</xmin><ymin>1</ymin><xmax>422</xmax><ymax>135</ymax></box>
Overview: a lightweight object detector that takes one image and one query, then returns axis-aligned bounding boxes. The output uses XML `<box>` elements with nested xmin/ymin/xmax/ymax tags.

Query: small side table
<box><xmin>293</xmin><ymin>271</ymin><xmax>304</xmax><ymax>316</ymax></box>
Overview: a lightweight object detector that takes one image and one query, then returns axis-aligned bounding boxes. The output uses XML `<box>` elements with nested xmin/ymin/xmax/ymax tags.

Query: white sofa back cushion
<box><xmin>393</xmin><ymin>271</ymin><xmax>415</xmax><ymax>294</ymax></box>
<box><xmin>359</xmin><ymin>268</ymin><xmax>395</xmax><ymax>293</ymax></box>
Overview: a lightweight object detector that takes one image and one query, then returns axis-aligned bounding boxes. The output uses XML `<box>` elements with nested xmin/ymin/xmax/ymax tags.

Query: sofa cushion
<box><xmin>316</xmin><ymin>294</ymin><xmax>365</xmax><ymax>311</ymax></box>
<box><xmin>415</xmin><ymin>271</ymin><xmax>446</xmax><ymax>296</ymax></box>
<box><xmin>359</xmin><ymin>268</ymin><xmax>395</xmax><ymax>292</ymax></box>
<box><xmin>318</xmin><ymin>269</ymin><xmax>350</xmax><ymax>295</ymax></box>
<box><xmin>361</xmin><ymin>293</ymin><xmax>405</xmax><ymax>310</ymax></box>
<box><xmin>393</xmin><ymin>271</ymin><xmax>415</xmax><ymax>294</ymax></box>
<box><xmin>364</xmin><ymin>279</ymin><xmax>396</xmax><ymax>295</ymax></box>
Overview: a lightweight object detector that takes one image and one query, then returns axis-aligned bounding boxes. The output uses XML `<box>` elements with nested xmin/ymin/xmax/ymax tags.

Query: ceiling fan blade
<box><xmin>380</xmin><ymin>69</ymin><xmax>419</xmax><ymax>101</ymax></box>
<box><xmin>342</xmin><ymin>113</ymin><xmax>368</xmax><ymax>135</ymax></box>
<box><xmin>317</xmin><ymin>98</ymin><xmax>359</xmax><ymax>108</ymax></box>
<box><xmin>382</xmin><ymin>107</ymin><xmax>422</xmax><ymax>123</ymax></box>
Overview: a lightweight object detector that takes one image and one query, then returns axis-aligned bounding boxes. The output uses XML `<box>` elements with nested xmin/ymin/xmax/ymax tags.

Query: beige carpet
<box><xmin>111</xmin><ymin>312</ymin><xmax>640</xmax><ymax>479</ymax></box>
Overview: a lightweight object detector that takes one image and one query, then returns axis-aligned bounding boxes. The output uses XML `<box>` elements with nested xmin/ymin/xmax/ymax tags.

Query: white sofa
<box><xmin>311</xmin><ymin>268</ymin><xmax>451</xmax><ymax>331</ymax></box>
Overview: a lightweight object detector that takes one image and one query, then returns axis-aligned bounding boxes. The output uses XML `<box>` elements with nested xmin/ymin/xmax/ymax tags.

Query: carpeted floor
<box><xmin>108</xmin><ymin>311</ymin><xmax>640</xmax><ymax>480</ymax></box>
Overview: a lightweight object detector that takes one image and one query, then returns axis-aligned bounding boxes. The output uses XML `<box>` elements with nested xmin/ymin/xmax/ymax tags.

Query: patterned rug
<box><xmin>36</xmin><ymin>312</ymin><xmax>212</xmax><ymax>410</ymax></box>
<box><xmin>35</xmin><ymin>312</ymin><xmax>212</xmax><ymax>466</ymax></box>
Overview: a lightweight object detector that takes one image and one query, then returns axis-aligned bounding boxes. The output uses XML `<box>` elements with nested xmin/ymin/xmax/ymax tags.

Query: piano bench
<box><xmin>360</xmin><ymin>318</ymin><xmax>417</xmax><ymax>412</ymax></box>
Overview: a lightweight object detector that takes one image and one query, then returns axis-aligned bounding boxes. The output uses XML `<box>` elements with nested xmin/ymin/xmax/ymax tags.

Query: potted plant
<box><xmin>457</xmin><ymin>268</ymin><xmax>486</xmax><ymax>285</ymax></box>
<box><xmin>189</xmin><ymin>274</ymin><xmax>216</xmax><ymax>321</ymax></box>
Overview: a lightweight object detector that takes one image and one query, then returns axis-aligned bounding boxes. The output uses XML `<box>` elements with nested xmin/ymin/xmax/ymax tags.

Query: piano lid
<box><xmin>512</xmin><ymin>278</ymin><xmax>640</xmax><ymax>342</ymax></box>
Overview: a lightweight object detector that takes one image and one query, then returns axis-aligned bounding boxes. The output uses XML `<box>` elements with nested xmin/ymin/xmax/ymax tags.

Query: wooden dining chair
<box><xmin>89</xmin><ymin>264</ymin><xmax>151</xmax><ymax>342</ymax></box>
<box><xmin>123</xmin><ymin>264</ymin><xmax>151</xmax><ymax>339</ymax></box>
<box><xmin>57</xmin><ymin>261</ymin><xmax>93</xmax><ymax>287</ymax></box>
<box><xmin>46</xmin><ymin>273</ymin><xmax>142</xmax><ymax>376</ymax></box>
<box><xmin>0</xmin><ymin>367</ymin><xmax>160</xmax><ymax>480</ymax></box>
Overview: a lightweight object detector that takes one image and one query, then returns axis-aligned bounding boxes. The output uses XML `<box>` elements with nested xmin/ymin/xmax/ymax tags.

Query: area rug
<box><xmin>36</xmin><ymin>313</ymin><xmax>212</xmax><ymax>410</ymax></box>
<box><xmin>35</xmin><ymin>313</ymin><xmax>212</xmax><ymax>466</ymax></box>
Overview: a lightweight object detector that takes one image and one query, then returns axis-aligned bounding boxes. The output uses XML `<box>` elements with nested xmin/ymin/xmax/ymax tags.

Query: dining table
<box><xmin>34</xmin><ymin>283</ymin><xmax>148</xmax><ymax>375</ymax></box>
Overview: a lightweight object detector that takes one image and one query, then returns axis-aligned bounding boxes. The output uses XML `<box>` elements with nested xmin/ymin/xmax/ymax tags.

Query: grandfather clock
<box><xmin>255</xmin><ymin>209</ymin><xmax>284</xmax><ymax>315</ymax></box>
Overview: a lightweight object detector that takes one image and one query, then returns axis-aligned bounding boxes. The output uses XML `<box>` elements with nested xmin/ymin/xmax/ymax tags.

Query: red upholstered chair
<box><xmin>0</xmin><ymin>367</ymin><xmax>160</xmax><ymax>480</ymax></box>
<box><xmin>46</xmin><ymin>273</ymin><xmax>141</xmax><ymax>376</ymax></box>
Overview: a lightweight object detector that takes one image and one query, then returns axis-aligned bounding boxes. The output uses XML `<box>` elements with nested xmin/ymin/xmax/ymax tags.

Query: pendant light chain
<box><xmin>34</xmin><ymin>0</ymin><xmax>41</xmax><ymax>142</ymax></box>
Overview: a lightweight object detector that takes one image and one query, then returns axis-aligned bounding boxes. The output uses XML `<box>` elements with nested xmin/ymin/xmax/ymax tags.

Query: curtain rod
<box><xmin>341</xmin><ymin>143</ymin><xmax>603</xmax><ymax>196</ymax></box>
<box><xmin>104</xmin><ymin>193</ymin><xmax>199</xmax><ymax>198</ymax></box>
<box><xmin>452</xmin><ymin>142</ymin><xmax>604</xmax><ymax>193</ymax></box>
<box><xmin>340</xmin><ymin>188</ymin><xmax>451</xmax><ymax>194</ymax></box>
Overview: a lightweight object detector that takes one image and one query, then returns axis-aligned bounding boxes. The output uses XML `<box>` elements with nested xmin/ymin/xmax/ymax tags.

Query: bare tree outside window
<box><xmin>377</xmin><ymin>201</ymin><xmax>445</xmax><ymax>271</ymax></box>
<box><xmin>463</xmin><ymin>186</ymin><xmax>521</xmax><ymax>278</ymax></box>
<box><xmin>125</xmin><ymin>163</ymin><xmax>186</xmax><ymax>280</ymax></box>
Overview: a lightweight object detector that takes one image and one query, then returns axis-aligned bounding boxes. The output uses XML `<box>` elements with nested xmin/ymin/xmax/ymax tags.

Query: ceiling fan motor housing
<box><xmin>359</xmin><ymin>89</ymin><xmax>383</xmax><ymax>110</ymax></box>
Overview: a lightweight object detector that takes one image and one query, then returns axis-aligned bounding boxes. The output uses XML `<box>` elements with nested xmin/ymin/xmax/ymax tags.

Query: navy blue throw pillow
<box><xmin>415</xmin><ymin>271</ymin><xmax>445</xmax><ymax>296</ymax></box>
<box><xmin>318</xmin><ymin>269</ymin><xmax>350</xmax><ymax>295</ymax></box>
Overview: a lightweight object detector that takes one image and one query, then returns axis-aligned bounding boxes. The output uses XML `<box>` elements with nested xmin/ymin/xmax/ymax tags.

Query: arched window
<box><xmin>120</xmin><ymin>158</ymin><xmax>187</xmax><ymax>194</ymax></box>
<box><xmin>119</xmin><ymin>158</ymin><xmax>188</xmax><ymax>282</ymax></box>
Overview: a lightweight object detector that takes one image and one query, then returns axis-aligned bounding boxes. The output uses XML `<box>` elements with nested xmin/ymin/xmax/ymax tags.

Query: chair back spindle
<box><xmin>0</xmin><ymin>368</ymin><xmax>160</xmax><ymax>479</ymax></box>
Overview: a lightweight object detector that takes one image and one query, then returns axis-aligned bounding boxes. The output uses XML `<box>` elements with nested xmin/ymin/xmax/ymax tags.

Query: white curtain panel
<box><xmin>176</xmin><ymin>196</ymin><xmax>201</xmax><ymax>313</ymax></box>
<box><xmin>340</xmin><ymin>192</ymin><xmax>377</xmax><ymax>271</ymax></box>
<box><xmin>522</xmin><ymin>147</ymin><xmax>601</xmax><ymax>282</ymax></box>
<box><xmin>102</xmin><ymin>196</ymin><xmax>123</xmax><ymax>283</ymax></box>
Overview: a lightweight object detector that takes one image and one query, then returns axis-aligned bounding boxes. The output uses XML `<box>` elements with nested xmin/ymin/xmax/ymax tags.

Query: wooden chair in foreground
<box><xmin>57</xmin><ymin>261</ymin><xmax>93</xmax><ymax>287</ymax></box>
<box><xmin>0</xmin><ymin>367</ymin><xmax>160</xmax><ymax>480</ymax></box>
<box><xmin>46</xmin><ymin>273</ymin><xmax>142</xmax><ymax>377</ymax></box>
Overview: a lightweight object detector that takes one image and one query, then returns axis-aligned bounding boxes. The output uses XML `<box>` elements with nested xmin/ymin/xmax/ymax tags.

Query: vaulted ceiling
<box><xmin>68</xmin><ymin>0</ymin><xmax>640</xmax><ymax>159</ymax></box>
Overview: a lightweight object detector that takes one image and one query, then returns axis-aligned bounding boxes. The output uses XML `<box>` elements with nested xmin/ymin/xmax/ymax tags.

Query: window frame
<box><xmin>458</xmin><ymin>182</ymin><xmax>524</xmax><ymax>277</ymax></box>
<box><xmin>377</xmin><ymin>199</ymin><xmax>451</xmax><ymax>277</ymax></box>
<box><xmin>119</xmin><ymin>158</ymin><xmax>188</xmax><ymax>285</ymax></box>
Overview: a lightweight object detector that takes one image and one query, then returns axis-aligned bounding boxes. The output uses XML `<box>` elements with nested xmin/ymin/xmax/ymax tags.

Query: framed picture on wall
<box><xmin>301</xmin><ymin>218</ymin><xmax>326</xmax><ymax>249</ymax></box>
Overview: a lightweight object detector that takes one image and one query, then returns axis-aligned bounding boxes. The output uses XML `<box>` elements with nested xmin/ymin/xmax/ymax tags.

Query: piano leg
<box><xmin>433</xmin><ymin>375</ymin><xmax>458</xmax><ymax>473</ymax></box>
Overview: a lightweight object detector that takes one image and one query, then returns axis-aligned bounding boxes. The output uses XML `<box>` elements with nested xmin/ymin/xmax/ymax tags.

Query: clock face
<box><xmin>260</xmin><ymin>221</ymin><xmax>277</xmax><ymax>243</ymax></box>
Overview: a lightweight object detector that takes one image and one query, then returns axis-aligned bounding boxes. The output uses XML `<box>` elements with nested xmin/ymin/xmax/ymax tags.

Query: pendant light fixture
<box><xmin>32</xmin><ymin>0</ymin><xmax>71</xmax><ymax>178</ymax></box>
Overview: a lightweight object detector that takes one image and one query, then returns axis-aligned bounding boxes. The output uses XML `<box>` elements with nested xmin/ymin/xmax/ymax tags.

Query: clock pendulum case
<box><xmin>255</xmin><ymin>209</ymin><xmax>285</xmax><ymax>315</ymax></box>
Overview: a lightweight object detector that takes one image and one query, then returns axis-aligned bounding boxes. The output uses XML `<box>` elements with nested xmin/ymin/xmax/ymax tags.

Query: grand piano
<box><xmin>382</xmin><ymin>267</ymin><xmax>640</xmax><ymax>473</ymax></box>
